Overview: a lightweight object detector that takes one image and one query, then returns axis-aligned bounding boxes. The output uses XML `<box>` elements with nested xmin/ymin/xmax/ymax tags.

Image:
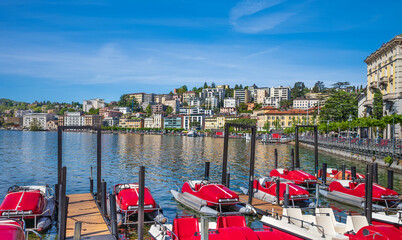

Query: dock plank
<box><xmin>66</xmin><ymin>193</ymin><xmax>114</xmax><ymax>240</ymax></box>
<box><xmin>236</xmin><ymin>192</ymin><xmax>283</xmax><ymax>215</ymax></box>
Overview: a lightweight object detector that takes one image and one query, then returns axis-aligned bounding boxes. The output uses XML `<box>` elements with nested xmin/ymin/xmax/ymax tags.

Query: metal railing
<box><xmin>299</xmin><ymin>136</ymin><xmax>402</xmax><ymax>159</ymax></box>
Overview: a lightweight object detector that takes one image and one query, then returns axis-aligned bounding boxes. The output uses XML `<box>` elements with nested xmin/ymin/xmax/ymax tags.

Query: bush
<box><xmin>383</xmin><ymin>156</ymin><xmax>393</xmax><ymax>166</ymax></box>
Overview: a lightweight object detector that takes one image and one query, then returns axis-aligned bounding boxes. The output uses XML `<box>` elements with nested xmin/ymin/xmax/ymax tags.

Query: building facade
<box><xmin>103</xmin><ymin>117</ymin><xmax>119</xmax><ymax>127</ymax></box>
<box><xmin>119</xmin><ymin>118</ymin><xmax>144</xmax><ymax>128</ymax></box>
<box><xmin>254</xmin><ymin>88</ymin><xmax>269</xmax><ymax>104</ymax></box>
<box><xmin>364</xmin><ymin>35</ymin><xmax>402</xmax><ymax>138</ymax></box>
<box><xmin>234</xmin><ymin>89</ymin><xmax>251</xmax><ymax>104</ymax></box>
<box><xmin>204</xmin><ymin>115</ymin><xmax>240</xmax><ymax>130</ymax></box>
<box><xmin>183</xmin><ymin>115</ymin><xmax>205</xmax><ymax>130</ymax></box>
<box><xmin>84</xmin><ymin>115</ymin><xmax>102</xmax><ymax>127</ymax></box>
<box><xmin>224</xmin><ymin>98</ymin><xmax>239</xmax><ymax>108</ymax></box>
<box><xmin>23</xmin><ymin>113</ymin><xmax>52</xmax><ymax>129</ymax></box>
<box><xmin>164</xmin><ymin>115</ymin><xmax>183</xmax><ymax>129</ymax></box>
<box><xmin>293</xmin><ymin>98</ymin><xmax>319</xmax><ymax>109</ymax></box>
<box><xmin>83</xmin><ymin>99</ymin><xmax>105</xmax><ymax>112</ymax></box>
<box><xmin>256</xmin><ymin>109</ymin><xmax>310</xmax><ymax>131</ymax></box>
<box><xmin>164</xmin><ymin>100</ymin><xmax>181</xmax><ymax>114</ymax></box>
<box><xmin>64</xmin><ymin>112</ymin><xmax>85</xmax><ymax>126</ymax></box>
<box><xmin>15</xmin><ymin>109</ymin><xmax>34</xmax><ymax>118</ymax></box>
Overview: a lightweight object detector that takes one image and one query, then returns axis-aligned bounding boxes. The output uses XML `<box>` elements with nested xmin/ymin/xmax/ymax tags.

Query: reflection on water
<box><xmin>0</xmin><ymin>131</ymin><xmax>401</xmax><ymax>239</ymax></box>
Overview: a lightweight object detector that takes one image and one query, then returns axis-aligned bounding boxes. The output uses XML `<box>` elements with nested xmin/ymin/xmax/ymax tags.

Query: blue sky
<box><xmin>0</xmin><ymin>0</ymin><xmax>401</xmax><ymax>102</ymax></box>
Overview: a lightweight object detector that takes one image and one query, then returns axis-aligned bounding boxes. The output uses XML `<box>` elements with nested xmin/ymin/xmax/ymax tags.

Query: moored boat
<box><xmin>261</xmin><ymin>208</ymin><xmax>402</xmax><ymax>240</ymax></box>
<box><xmin>240</xmin><ymin>177</ymin><xmax>315</xmax><ymax>208</ymax></box>
<box><xmin>0</xmin><ymin>185</ymin><xmax>55</xmax><ymax>232</ymax></box>
<box><xmin>319</xmin><ymin>180</ymin><xmax>401</xmax><ymax>210</ymax></box>
<box><xmin>270</xmin><ymin>168</ymin><xmax>317</xmax><ymax>188</ymax></box>
<box><xmin>149</xmin><ymin>214</ymin><xmax>301</xmax><ymax>240</ymax></box>
<box><xmin>171</xmin><ymin>180</ymin><xmax>255</xmax><ymax>216</ymax></box>
<box><xmin>318</xmin><ymin>168</ymin><xmax>365</xmax><ymax>182</ymax></box>
<box><xmin>110</xmin><ymin>183</ymin><xmax>166</xmax><ymax>226</ymax></box>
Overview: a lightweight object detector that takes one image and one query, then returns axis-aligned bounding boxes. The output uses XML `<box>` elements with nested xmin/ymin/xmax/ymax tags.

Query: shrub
<box><xmin>383</xmin><ymin>156</ymin><xmax>393</xmax><ymax>166</ymax></box>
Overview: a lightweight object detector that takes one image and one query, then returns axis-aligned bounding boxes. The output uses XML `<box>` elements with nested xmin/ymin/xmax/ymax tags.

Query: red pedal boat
<box><xmin>0</xmin><ymin>219</ymin><xmax>25</xmax><ymax>240</ymax></box>
<box><xmin>0</xmin><ymin>185</ymin><xmax>55</xmax><ymax>231</ymax></box>
<box><xmin>171</xmin><ymin>180</ymin><xmax>255</xmax><ymax>215</ymax></box>
<box><xmin>149</xmin><ymin>215</ymin><xmax>301</xmax><ymax>240</ymax></box>
<box><xmin>111</xmin><ymin>183</ymin><xmax>166</xmax><ymax>226</ymax></box>
<box><xmin>318</xmin><ymin>168</ymin><xmax>365</xmax><ymax>181</ymax></box>
<box><xmin>241</xmin><ymin>177</ymin><xmax>314</xmax><ymax>208</ymax></box>
<box><xmin>319</xmin><ymin>180</ymin><xmax>401</xmax><ymax>210</ymax></box>
<box><xmin>270</xmin><ymin>168</ymin><xmax>317</xmax><ymax>187</ymax></box>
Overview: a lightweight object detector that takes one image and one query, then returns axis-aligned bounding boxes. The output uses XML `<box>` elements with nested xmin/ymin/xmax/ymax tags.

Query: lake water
<box><xmin>0</xmin><ymin>131</ymin><xmax>401</xmax><ymax>239</ymax></box>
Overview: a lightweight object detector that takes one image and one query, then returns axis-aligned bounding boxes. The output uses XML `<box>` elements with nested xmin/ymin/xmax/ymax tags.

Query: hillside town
<box><xmin>1</xmin><ymin>35</ymin><xmax>402</xmax><ymax>140</ymax></box>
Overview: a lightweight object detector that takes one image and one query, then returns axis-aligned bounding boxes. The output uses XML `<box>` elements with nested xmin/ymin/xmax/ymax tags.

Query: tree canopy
<box><xmin>319</xmin><ymin>90</ymin><xmax>357</xmax><ymax>122</ymax></box>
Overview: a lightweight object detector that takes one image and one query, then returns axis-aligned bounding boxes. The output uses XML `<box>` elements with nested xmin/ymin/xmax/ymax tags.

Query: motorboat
<box><xmin>149</xmin><ymin>214</ymin><xmax>300</xmax><ymax>240</ymax></box>
<box><xmin>111</xmin><ymin>183</ymin><xmax>166</xmax><ymax>226</ymax></box>
<box><xmin>318</xmin><ymin>168</ymin><xmax>365</xmax><ymax>182</ymax></box>
<box><xmin>0</xmin><ymin>219</ymin><xmax>25</xmax><ymax>240</ymax></box>
<box><xmin>319</xmin><ymin>180</ymin><xmax>401</xmax><ymax>210</ymax></box>
<box><xmin>261</xmin><ymin>207</ymin><xmax>402</xmax><ymax>240</ymax></box>
<box><xmin>372</xmin><ymin>211</ymin><xmax>402</xmax><ymax>228</ymax></box>
<box><xmin>171</xmin><ymin>180</ymin><xmax>256</xmax><ymax>216</ymax></box>
<box><xmin>0</xmin><ymin>219</ymin><xmax>41</xmax><ymax>240</ymax></box>
<box><xmin>240</xmin><ymin>177</ymin><xmax>314</xmax><ymax>208</ymax></box>
<box><xmin>270</xmin><ymin>168</ymin><xmax>317</xmax><ymax>188</ymax></box>
<box><xmin>0</xmin><ymin>185</ymin><xmax>55</xmax><ymax>231</ymax></box>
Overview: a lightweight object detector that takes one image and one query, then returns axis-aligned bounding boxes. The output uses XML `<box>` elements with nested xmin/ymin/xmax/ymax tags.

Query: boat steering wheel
<box><xmin>200</xmin><ymin>179</ymin><xmax>209</xmax><ymax>186</ymax></box>
<box><xmin>8</xmin><ymin>185</ymin><xmax>19</xmax><ymax>193</ymax></box>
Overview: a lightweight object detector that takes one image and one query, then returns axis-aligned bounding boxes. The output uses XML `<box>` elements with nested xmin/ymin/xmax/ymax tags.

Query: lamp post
<box><xmin>327</xmin><ymin>120</ymin><xmax>329</xmax><ymax>142</ymax></box>
<box><xmin>348</xmin><ymin>114</ymin><xmax>353</xmax><ymax>150</ymax></box>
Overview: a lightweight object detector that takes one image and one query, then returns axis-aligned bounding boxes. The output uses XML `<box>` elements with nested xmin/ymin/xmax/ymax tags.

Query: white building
<box><xmin>179</xmin><ymin>107</ymin><xmax>205</xmax><ymax>115</ymax></box>
<box><xmin>23</xmin><ymin>113</ymin><xmax>52</xmax><ymax>129</ymax></box>
<box><xmin>204</xmin><ymin>109</ymin><xmax>214</xmax><ymax>116</ymax></box>
<box><xmin>200</xmin><ymin>88</ymin><xmax>225</xmax><ymax>101</ymax></box>
<box><xmin>113</xmin><ymin>107</ymin><xmax>131</xmax><ymax>114</ymax></box>
<box><xmin>204</xmin><ymin>97</ymin><xmax>219</xmax><ymax>109</ymax></box>
<box><xmin>144</xmin><ymin>117</ymin><xmax>154</xmax><ymax>128</ymax></box>
<box><xmin>64</xmin><ymin>112</ymin><xmax>84</xmax><ymax>126</ymax></box>
<box><xmin>15</xmin><ymin>109</ymin><xmax>34</xmax><ymax>118</ymax></box>
<box><xmin>153</xmin><ymin>113</ymin><xmax>164</xmax><ymax>129</ymax></box>
<box><xmin>270</xmin><ymin>86</ymin><xmax>291</xmax><ymax>100</ymax></box>
<box><xmin>83</xmin><ymin>99</ymin><xmax>105</xmax><ymax>112</ymax></box>
<box><xmin>183</xmin><ymin>115</ymin><xmax>205</xmax><ymax>130</ymax></box>
<box><xmin>103</xmin><ymin>117</ymin><xmax>119</xmax><ymax>127</ymax></box>
<box><xmin>357</xmin><ymin>88</ymin><xmax>368</xmax><ymax>118</ymax></box>
<box><xmin>188</xmin><ymin>97</ymin><xmax>202</xmax><ymax>107</ymax></box>
<box><xmin>224</xmin><ymin>98</ymin><xmax>240</xmax><ymax>108</ymax></box>
<box><xmin>293</xmin><ymin>98</ymin><xmax>319</xmax><ymax>109</ymax></box>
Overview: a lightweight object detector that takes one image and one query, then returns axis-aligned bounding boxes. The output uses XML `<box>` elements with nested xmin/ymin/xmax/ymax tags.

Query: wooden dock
<box><xmin>66</xmin><ymin>193</ymin><xmax>114</xmax><ymax>240</ymax></box>
<box><xmin>236</xmin><ymin>192</ymin><xmax>283</xmax><ymax>215</ymax></box>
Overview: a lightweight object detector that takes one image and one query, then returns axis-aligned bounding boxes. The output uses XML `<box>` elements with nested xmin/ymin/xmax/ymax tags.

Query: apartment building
<box><xmin>103</xmin><ymin>117</ymin><xmax>119</xmax><ymax>127</ymax></box>
<box><xmin>254</xmin><ymin>88</ymin><xmax>269</xmax><ymax>104</ymax></box>
<box><xmin>200</xmin><ymin>88</ymin><xmax>225</xmax><ymax>101</ymax></box>
<box><xmin>256</xmin><ymin>109</ymin><xmax>310</xmax><ymax>131</ymax></box>
<box><xmin>234</xmin><ymin>89</ymin><xmax>251</xmax><ymax>103</ymax></box>
<box><xmin>83</xmin><ymin>99</ymin><xmax>105</xmax><ymax>112</ymax></box>
<box><xmin>183</xmin><ymin>115</ymin><xmax>205</xmax><ymax>130</ymax></box>
<box><xmin>364</xmin><ymin>35</ymin><xmax>402</xmax><ymax>138</ymax></box>
<box><xmin>224</xmin><ymin>98</ymin><xmax>240</xmax><ymax>108</ymax></box>
<box><xmin>164</xmin><ymin>115</ymin><xmax>183</xmax><ymax>129</ymax></box>
<box><xmin>293</xmin><ymin>98</ymin><xmax>319</xmax><ymax>110</ymax></box>
<box><xmin>204</xmin><ymin>115</ymin><xmax>241</xmax><ymax>130</ymax></box>
<box><xmin>23</xmin><ymin>113</ymin><xmax>53</xmax><ymax>129</ymax></box>
<box><xmin>164</xmin><ymin>99</ymin><xmax>181</xmax><ymax>114</ymax></box>
<box><xmin>64</xmin><ymin>112</ymin><xmax>85</xmax><ymax>126</ymax></box>
<box><xmin>127</xmin><ymin>93</ymin><xmax>145</xmax><ymax>104</ymax></box>
<box><xmin>119</xmin><ymin>118</ymin><xmax>144</xmax><ymax>128</ymax></box>
<box><xmin>113</xmin><ymin>107</ymin><xmax>131</xmax><ymax>114</ymax></box>
<box><xmin>84</xmin><ymin>115</ymin><xmax>102</xmax><ymax>127</ymax></box>
<box><xmin>15</xmin><ymin>109</ymin><xmax>34</xmax><ymax>118</ymax></box>
<box><xmin>179</xmin><ymin>107</ymin><xmax>205</xmax><ymax>115</ymax></box>
<box><xmin>182</xmin><ymin>91</ymin><xmax>197</xmax><ymax>103</ymax></box>
<box><xmin>152</xmin><ymin>104</ymin><xmax>168</xmax><ymax>113</ymax></box>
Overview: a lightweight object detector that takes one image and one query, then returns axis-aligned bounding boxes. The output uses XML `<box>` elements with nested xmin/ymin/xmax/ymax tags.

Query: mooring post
<box><xmin>204</xmin><ymin>162</ymin><xmax>210</xmax><ymax>180</ymax></box>
<box><xmin>138</xmin><ymin>166</ymin><xmax>145</xmax><ymax>240</ymax></box>
<box><xmin>351</xmin><ymin>166</ymin><xmax>357</xmax><ymax>180</ymax></box>
<box><xmin>388</xmin><ymin>170</ymin><xmax>394</xmax><ymax>190</ymax></box>
<box><xmin>226</xmin><ymin>173</ymin><xmax>230</xmax><ymax>188</ymax></box>
<box><xmin>248</xmin><ymin>127</ymin><xmax>257</xmax><ymax>205</ymax></box>
<box><xmin>73</xmin><ymin>221</ymin><xmax>82</xmax><ymax>240</ymax></box>
<box><xmin>63</xmin><ymin>196</ymin><xmax>69</xmax><ymax>240</ymax></box>
<box><xmin>58</xmin><ymin>184</ymin><xmax>65</xmax><ymax>240</ymax></box>
<box><xmin>295</xmin><ymin>127</ymin><xmax>300</xmax><ymax>169</ymax></box>
<box><xmin>322</xmin><ymin>163</ymin><xmax>327</xmax><ymax>185</ymax></box>
<box><xmin>291</xmin><ymin>149</ymin><xmax>295</xmax><ymax>170</ymax></box>
<box><xmin>97</xmin><ymin>128</ymin><xmax>102</xmax><ymax>202</ymax></box>
<box><xmin>373</xmin><ymin>163</ymin><xmax>378</xmax><ymax>184</ymax></box>
<box><xmin>284</xmin><ymin>184</ymin><xmax>289</xmax><ymax>208</ymax></box>
<box><xmin>55</xmin><ymin>184</ymin><xmax>59</xmax><ymax>203</ymax></box>
<box><xmin>222</xmin><ymin>125</ymin><xmax>229</xmax><ymax>186</ymax></box>
<box><xmin>200</xmin><ymin>216</ymin><xmax>209</xmax><ymax>240</ymax></box>
<box><xmin>366</xmin><ymin>165</ymin><xmax>373</xmax><ymax>224</ymax></box>
<box><xmin>109</xmin><ymin>193</ymin><xmax>118</xmax><ymax>238</ymax></box>
<box><xmin>342</xmin><ymin>164</ymin><xmax>346</xmax><ymax>180</ymax></box>
<box><xmin>275</xmin><ymin>178</ymin><xmax>280</xmax><ymax>205</ymax></box>
<box><xmin>89</xmin><ymin>178</ymin><xmax>93</xmax><ymax>195</ymax></box>
<box><xmin>315</xmin><ymin>183</ymin><xmax>319</xmax><ymax>207</ymax></box>
<box><xmin>57</xmin><ymin>127</ymin><xmax>63</xmax><ymax>199</ymax></box>
<box><xmin>274</xmin><ymin>148</ymin><xmax>278</xmax><ymax>169</ymax></box>
<box><xmin>314</xmin><ymin>126</ymin><xmax>318</xmax><ymax>176</ymax></box>
<box><xmin>101</xmin><ymin>180</ymin><xmax>107</xmax><ymax>216</ymax></box>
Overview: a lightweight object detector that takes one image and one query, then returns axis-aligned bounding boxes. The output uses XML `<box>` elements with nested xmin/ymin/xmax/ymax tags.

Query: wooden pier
<box><xmin>237</xmin><ymin>192</ymin><xmax>283</xmax><ymax>215</ymax></box>
<box><xmin>66</xmin><ymin>193</ymin><xmax>114</xmax><ymax>240</ymax></box>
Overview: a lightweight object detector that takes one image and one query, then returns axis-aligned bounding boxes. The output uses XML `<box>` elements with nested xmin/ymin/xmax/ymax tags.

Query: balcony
<box><xmin>383</xmin><ymin>93</ymin><xmax>396</xmax><ymax>102</ymax></box>
<box><xmin>388</xmin><ymin>74</ymin><xmax>394</xmax><ymax>82</ymax></box>
<box><xmin>363</xmin><ymin>99</ymin><xmax>373</xmax><ymax>107</ymax></box>
<box><xmin>369</xmin><ymin>80</ymin><xmax>378</xmax><ymax>89</ymax></box>
<box><xmin>379</xmin><ymin>75</ymin><xmax>388</xmax><ymax>85</ymax></box>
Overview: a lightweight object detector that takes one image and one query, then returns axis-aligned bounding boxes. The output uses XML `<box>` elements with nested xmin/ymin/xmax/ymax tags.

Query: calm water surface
<box><xmin>0</xmin><ymin>131</ymin><xmax>401</xmax><ymax>239</ymax></box>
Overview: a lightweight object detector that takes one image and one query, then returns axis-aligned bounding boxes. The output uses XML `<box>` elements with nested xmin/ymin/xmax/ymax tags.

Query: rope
<box><xmin>68</xmin><ymin>216</ymin><xmax>105</xmax><ymax>225</ymax></box>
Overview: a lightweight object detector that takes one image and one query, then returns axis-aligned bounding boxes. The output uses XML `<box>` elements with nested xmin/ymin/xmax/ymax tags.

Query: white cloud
<box><xmin>230</xmin><ymin>0</ymin><xmax>284</xmax><ymax>21</ymax></box>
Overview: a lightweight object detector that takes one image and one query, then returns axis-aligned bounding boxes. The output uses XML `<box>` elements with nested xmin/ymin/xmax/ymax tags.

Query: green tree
<box><xmin>87</xmin><ymin>108</ymin><xmax>99</xmax><ymax>115</ymax></box>
<box><xmin>190</xmin><ymin>121</ymin><xmax>200</xmax><ymax>129</ymax></box>
<box><xmin>166</xmin><ymin>106</ymin><xmax>174</xmax><ymax>115</ymax></box>
<box><xmin>279</xmin><ymin>100</ymin><xmax>292</xmax><ymax>110</ymax></box>
<box><xmin>373</xmin><ymin>89</ymin><xmax>383</xmax><ymax>120</ymax></box>
<box><xmin>263</xmin><ymin>120</ymin><xmax>270</xmax><ymax>131</ymax></box>
<box><xmin>319</xmin><ymin>90</ymin><xmax>357</xmax><ymax>122</ymax></box>
<box><xmin>272</xmin><ymin>119</ymin><xmax>281</xmax><ymax>129</ymax></box>
<box><xmin>29</xmin><ymin>118</ymin><xmax>43</xmax><ymax>131</ymax></box>
<box><xmin>211</xmin><ymin>82</ymin><xmax>216</xmax><ymax>88</ymax></box>
<box><xmin>291</xmin><ymin>82</ymin><xmax>308</xmax><ymax>100</ymax></box>
<box><xmin>203</xmin><ymin>82</ymin><xmax>208</xmax><ymax>88</ymax></box>
<box><xmin>312</xmin><ymin>81</ymin><xmax>325</xmax><ymax>93</ymax></box>
<box><xmin>332</xmin><ymin>82</ymin><xmax>350</xmax><ymax>89</ymax></box>
<box><xmin>118</xmin><ymin>94</ymin><xmax>138</xmax><ymax>110</ymax></box>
